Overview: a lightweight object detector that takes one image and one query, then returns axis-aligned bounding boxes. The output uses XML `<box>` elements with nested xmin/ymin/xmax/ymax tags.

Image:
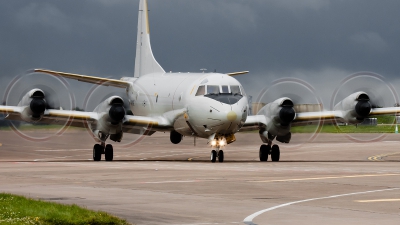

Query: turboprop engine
<box><xmin>17</xmin><ymin>89</ymin><xmax>47</xmax><ymax>122</ymax></box>
<box><xmin>257</xmin><ymin>97</ymin><xmax>296</xmax><ymax>144</ymax></box>
<box><xmin>91</xmin><ymin>96</ymin><xmax>126</xmax><ymax>142</ymax></box>
<box><xmin>334</xmin><ymin>92</ymin><xmax>372</xmax><ymax>124</ymax></box>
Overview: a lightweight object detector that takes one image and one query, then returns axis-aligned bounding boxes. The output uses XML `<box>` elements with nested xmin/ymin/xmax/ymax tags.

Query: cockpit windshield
<box><xmin>207</xmin><ymin>85</ymin><xmax>219</xmax><ymax>94</ymax></box>
<box><xmin>230</xmin><ymin>85</ymin><xmax>241</xmax><ymax>95</ymax></box>
<box><xmin>221</xmin><ymin>85</ymin><xmax>229</xmax><ymax>93</ymax></box>
<box><xmin>195</xmin><ymin>84</ymin><xmax>244</xmax><ymax>104</ymax></box>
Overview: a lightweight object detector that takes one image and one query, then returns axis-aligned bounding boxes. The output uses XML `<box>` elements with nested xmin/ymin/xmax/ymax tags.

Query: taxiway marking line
<box><xmin>243</xmin><ymin>188</ymin><xmax>400</xmax><ymax>225</ymax></box>
<box><xmin>35</xmin><ymin>149</ymin><xmax>88</xmax><ymax>152</ymax></box>
<box><xmin>355</xmin><ymin>199</ymin><xmax>400</xmax><ymax>203</ymax></box>
<box><xmin>250</xmin><ymin>173</ymin><xmax>400</xmax><ymax>183</ymax></box>
<box><xmin>368</xmin><ymin>152</ymin><xmax>400</xmax><ymax>161</ymax></box>
<box><xmin>139</xmin><ymin>174</ymin><xmax>400</xmax><ymax>185</ymax></box>
<box><xmin>141</xmin><ymin>180</ymin><xmax>199</xmax><ymax>184</ymax></box>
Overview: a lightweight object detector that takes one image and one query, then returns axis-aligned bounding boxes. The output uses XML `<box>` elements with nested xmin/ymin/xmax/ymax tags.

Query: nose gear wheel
<box><xmin>211</xmin><ymin>150</ymin><xmax>217</xmax><ymax>163</ymax></box>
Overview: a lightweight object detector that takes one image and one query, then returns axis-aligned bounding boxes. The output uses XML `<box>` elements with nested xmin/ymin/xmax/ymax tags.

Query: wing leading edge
<box><xmin>242</xmin><ymin>107</ymin><xmax>400</xmax><ymax>130</ymax></box>
<box><xmin>33</xmin><ymin>69</ymin><xmax>131</xmax><ymax>88</ymax></box>
<box><xmin>0</xmin><ymin>105</ymin><xmax>173</xmax><ymax>135</ymax></box>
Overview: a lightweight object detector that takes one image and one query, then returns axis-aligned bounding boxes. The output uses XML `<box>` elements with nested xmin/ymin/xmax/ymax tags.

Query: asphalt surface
<box><xmin>1</xmin><ymin>128</ymin><xmax>400</xmax><ymax>225</ymax></box>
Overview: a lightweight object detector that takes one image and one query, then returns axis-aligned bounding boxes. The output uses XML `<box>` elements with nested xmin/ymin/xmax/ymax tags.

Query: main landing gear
<box><xmin>259</xmin><ymin>144</ymin><xmax>280</xmax><ymax>162</ymax></box>
<box><xmin>211</xmin><ymin>149</ymin><xmax>224</xmax><ymax>163</ymax></box>
<box><xmin>93</xmin><ymin>143</ymin><xmax>114</xmax><ymax>161</ymax></box>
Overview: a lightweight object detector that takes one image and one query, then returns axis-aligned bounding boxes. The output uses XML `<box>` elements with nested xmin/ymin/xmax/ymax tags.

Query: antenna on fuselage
<box><xmin>200</xmin><ymin>68</ymin><xmax>207</xmax><ymax>73</ymax></box>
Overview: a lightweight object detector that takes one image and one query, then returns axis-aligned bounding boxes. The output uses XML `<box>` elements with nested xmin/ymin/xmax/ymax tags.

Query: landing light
<box><xmin>219</xmin><ymin>140</ymin><xmax>225</xmax><ymax>146</ymax></box>
<box><xmin>211</xmin><ymin>140</ymin><xmax>217</xmax><ymax>146</ymax></box>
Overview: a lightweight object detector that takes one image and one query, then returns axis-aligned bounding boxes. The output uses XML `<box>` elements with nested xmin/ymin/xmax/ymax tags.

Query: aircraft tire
<box><xmin>211</xmin><ymin>150</ymin><xmax>217</xmax><ymax>163</ymax></box>
<box><xmin>259</xmin><ymin>145</ymin><xmax>270</xmax><ymax>161</ymax></box>
<box><xmin>271</xmin><ymin>144</ymin><xmax>280</xmax><ymax>162</ymax></box>
<box><xmin>105</xmin><ymin>144</ymin><xmax>114</xmax><ymax>161</ymax></box>
<box><xmin>170</xmin><ymin>130</ymin><xmax>182</xmax><ymax>144</ymax></box>
<box><xmin>93</xmin><ymin>144</ymin><xmax>103</xmax><ymax>161</ymax></box>
<box><xmin>218</xmin><ymin>150</ymin><xmax>224</xmax><ymax>163</ymax></box>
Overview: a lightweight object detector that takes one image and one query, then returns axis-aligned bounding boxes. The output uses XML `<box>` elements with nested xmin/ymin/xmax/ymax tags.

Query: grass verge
<box><xmin>291</xmin><ymin>124</ymin><xmax>396</xmax><ymax>133</ymax></box>
<box><xmin>0</xmin><ymin>193</ymin><xmax>131</xmax><ymax>225</ymax></box>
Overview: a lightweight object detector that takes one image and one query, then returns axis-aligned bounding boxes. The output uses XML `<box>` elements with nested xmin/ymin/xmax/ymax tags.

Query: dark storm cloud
<box><xmin>1</xmin><ymin>0</ymin><xmax>400</xmax><ymax>108</ymax></box>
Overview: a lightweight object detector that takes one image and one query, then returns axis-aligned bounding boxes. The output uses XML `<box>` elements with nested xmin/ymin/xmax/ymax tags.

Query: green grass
<box><xmin>291</xmin><ymin>124</ymin><xmax>397</xmax><ymax>133</ymax></box>
<box><xmin>0</xmin><ymin>193</ymin><xmax>131</xmax><ymax>225</ymax></box>
<box><xmin>292</xmin><ymin>115</ymin><xmax>398</xmax><ymax>133</ymax></box>
<box><xmin>0</xmin><ymin>124</ymin><xmax>85</xmax><ymax>131</ymax></box>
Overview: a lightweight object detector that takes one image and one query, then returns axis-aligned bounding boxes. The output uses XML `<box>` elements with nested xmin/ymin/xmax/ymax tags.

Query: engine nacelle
<box><xmin>257</xmin><ymin>97</ymin><xmax>296</xmax><ymax>143</ymax></box>
<box><xmin>334</xmin><ymin>92</ymin><xmax>372</xmax><ymax>124</ymax></box>
<box><xmin>91</xmin><ymin>96</ymin><xmax>126</xmax><ymax>142</ymax></box>
<box><xmin>18</xmin><ymin>89</ymin><xmax>46</xmax><ymax>122</ymax></box>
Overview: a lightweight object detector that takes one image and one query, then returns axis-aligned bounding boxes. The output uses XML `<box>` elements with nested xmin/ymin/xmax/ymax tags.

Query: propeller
<box><xmin>82</xmin><ymin>83</ymin><xmax>150</xmax><ymax>147</ymax></box>
<box><xmin>2</xmin><ymin>70</ymin><xmax>75</xmax><ymax>141</ymax></box>
<box><xmin>331</xmin><ymin>73</ymin><xmax>397</xmax><ymax>110</ymax></box>
<box><xmin>330</xmin><ymin>71</ymin><xmax>399</xmax><ymax>142</ymax></box>
<box><xmin>254</xmin><ymin>77</ymin><xmax>322</xmax><ymax>148</ymax></box>
<box><xmin>5</xmin><ymin>72</ymin><xmax>75</xmax><ymax>110</ymax></box>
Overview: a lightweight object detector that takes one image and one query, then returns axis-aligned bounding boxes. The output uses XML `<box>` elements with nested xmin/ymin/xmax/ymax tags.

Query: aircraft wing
<box><xmin>293</xmin><ymin>111</ymin><xmax>343</xmax><ymax>123</ymax></box>
<box><xmin>294</xmin><ymin>107</ymin><xmax>400</xmax><ymax>123</ymax></box>
<box><xmin>1</xmin><ymin>105</ymin><xmax>172</xmax><ymax>136</ymax></box>
<box><xmin>242</xmin><ymin>107</ymin><xmax>400</xmax><ymax>131</ymax></box>
<box><xmin>34</xmin><ymin>69</ymin><xmax>131</xmax><ymax>88</ymax></box>
<box><xmin>369</xmin><ymin>107</ymin><xmax>400</xmax><ymax>116</ymax></box>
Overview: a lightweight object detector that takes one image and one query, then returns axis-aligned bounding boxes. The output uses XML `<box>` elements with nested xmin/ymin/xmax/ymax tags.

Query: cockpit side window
<box><xmin>240</xmin><ymin>86</ymin><xmax>246</xmax><ymax>96</ymax></box>
<box><xmin>207</xmin><ymin>85</ymin><xmax>219</xmax><ymax>94</ymax></box>
<box><xmin>221</xmin><ymin>85</ymin><xmax>229</xmax><ymax>93</ymax></box>
<box><xmin>195</xmin><ymin>85</ymin><xmax>205</xmax><ymax>96</ymax></box>
<box><xmin>230</xmin><ymin>85</ymin><xmax>242</xmax><ymax>95</ymax></box>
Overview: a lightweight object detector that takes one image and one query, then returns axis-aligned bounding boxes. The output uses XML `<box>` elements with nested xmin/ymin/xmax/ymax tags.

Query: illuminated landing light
<box><xmin>219</xmin><ymin>140</ymin><xmax>225</xmax><ymax>146</ymax></box>
<box><xmin>211</xmin><ymin>140</ymin><xmax>217</xmax><ymax>146</ymax></box>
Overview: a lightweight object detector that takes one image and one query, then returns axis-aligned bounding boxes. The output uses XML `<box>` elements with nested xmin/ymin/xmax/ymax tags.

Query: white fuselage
<box><xmin>124</xmin><ymin>72</ymin><xmax>249</xmax><ymax>138</ymax></box>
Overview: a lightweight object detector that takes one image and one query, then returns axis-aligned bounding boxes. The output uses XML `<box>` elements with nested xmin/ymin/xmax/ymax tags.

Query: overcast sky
<box><xmin>1</xmin><ymin>0</ymin><xmax>400</xmax><ymax>109</ymax></box>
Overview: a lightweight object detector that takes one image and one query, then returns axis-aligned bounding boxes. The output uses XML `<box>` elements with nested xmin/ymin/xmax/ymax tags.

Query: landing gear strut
<box><xmin>259</xmin><ymin>144</ymin><xmax>280</xmax><ymax>162</ymax></box>
<box><xmin>93</xmin><ymin>143</ymin><xmax>114</xmax><ymax>161</ymax></box>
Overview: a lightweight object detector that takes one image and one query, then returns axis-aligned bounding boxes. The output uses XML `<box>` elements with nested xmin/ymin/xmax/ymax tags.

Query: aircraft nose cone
<box><xmin>227</xmin><ymin>111</ymin><xmax>237</xmax><ymax>122</ymax></box>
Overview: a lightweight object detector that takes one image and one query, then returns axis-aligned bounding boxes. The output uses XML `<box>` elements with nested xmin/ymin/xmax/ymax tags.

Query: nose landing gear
<box><xmin>210</xmin><ymin>149</ymin><xmax>224</xmax><ymax>163</ymax></box>
<box><xmin>259</xmin><ymin>144</ymin><xmax>280</xmax><ymax>162</ymax></box>
<box><xmin>208</xmin><ymin>134</ymin><xmax>232</xmax><ymax>163</ymax></box>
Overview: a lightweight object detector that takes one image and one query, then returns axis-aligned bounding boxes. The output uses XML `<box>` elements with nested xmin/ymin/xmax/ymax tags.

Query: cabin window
<box><xmin>195</xmin><ymin>85</ymin><xmax>205</xmax><ymax>96</ymax></box>
<box><xmin>207</xmin><ymin>85</ymin><xmax>219</xmax><ymax>94</ymax></box>
<box><xmin>221</xmin><ymin>85</ymin><xmax>229</xmax><ymax>93</ymax></box>
<box><xmin>230</xmin><ymin>85</ymin><xmax>241</xmax><ymax>95</ymax></box>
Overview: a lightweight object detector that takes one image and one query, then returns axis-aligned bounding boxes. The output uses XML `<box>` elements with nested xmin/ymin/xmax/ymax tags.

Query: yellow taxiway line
<box><xmin>355</xmin><ymin>199</ymin><xmax>400</xmax><ymax>203</ymax></box>
<box><xmin>368</xmin><ymin>152</ymin><xmax>400</xmax><ymax>161</ymax></box>
<box><xmin>250</xmin><ymin>173</ymin><xmax>400</xmax><ymax>183</ymax></box>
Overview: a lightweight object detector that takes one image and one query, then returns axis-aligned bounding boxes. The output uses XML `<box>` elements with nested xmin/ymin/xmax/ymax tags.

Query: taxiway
<box><xmin>0</xmin><ymin>128</ymin><xmax>400</xmax><ymax>224</ymax></box>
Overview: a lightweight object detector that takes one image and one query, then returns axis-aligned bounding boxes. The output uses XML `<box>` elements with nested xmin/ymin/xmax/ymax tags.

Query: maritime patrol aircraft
<box><xmin>1</xmin><ymin>0</ymin><xmax>399</xmax><ymax>162</ymax></box>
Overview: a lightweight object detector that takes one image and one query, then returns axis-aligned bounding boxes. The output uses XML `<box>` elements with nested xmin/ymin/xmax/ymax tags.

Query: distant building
<box><xmin>360</xmin><ymin>118</ymin><xmax>377</xmax><ymax>126</ymax></box>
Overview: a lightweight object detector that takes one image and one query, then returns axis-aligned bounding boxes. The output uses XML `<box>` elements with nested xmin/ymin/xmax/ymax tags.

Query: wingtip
<box><xmin>29</xmin><ymin>68</ymin><xmax>46</xmax><ymax>73</ymax></box>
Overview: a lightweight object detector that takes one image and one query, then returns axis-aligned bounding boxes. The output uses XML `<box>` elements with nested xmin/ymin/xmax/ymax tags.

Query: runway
<box><xmin>1</xmin><ymin>128</ymin><xmax>400</xmax><ymax>224</ymax></box>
